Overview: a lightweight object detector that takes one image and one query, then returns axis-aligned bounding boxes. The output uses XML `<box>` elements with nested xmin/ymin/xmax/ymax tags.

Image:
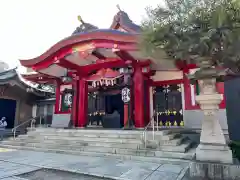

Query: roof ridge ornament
<box><xmin>77</xmin><ymin>15</ymin><xmax>84</xmax><ymax>24</ymax></box>
<box><xmin>72</xmin><ymin>15</ymin><xmax>98</xmax><ymax>35</ymax></box>
<box><xmin>116</xmin><ymin>4</ymin><xmax>122</xmax><ymax>11</ymax></box>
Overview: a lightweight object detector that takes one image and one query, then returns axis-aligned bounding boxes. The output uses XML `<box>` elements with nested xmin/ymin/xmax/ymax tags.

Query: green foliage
<box><xmin>141</xmin><ymin>0</ymin><xmax>240</xmax><ymax>71</ymax></box>
<box><xmin>229</xmin><ymin>141</ymin><xmax>240</xmax><ymax>160</ymax></box>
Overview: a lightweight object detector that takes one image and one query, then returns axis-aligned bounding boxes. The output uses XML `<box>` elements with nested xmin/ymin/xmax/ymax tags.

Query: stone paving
<box><xmin>0</xmin><ymin>148</ymin><xmax>190</xmax><ymax>180</ymax></box>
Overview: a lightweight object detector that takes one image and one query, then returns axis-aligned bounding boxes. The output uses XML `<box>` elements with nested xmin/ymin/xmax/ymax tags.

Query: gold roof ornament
<box><xmin>77</xmin><ymin>15</ymin><xmax>84</xmax><ymax>24</ymax></box>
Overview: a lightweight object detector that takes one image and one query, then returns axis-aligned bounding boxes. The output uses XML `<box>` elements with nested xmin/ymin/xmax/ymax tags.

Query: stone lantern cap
<box><xmin>187</xmin><ymin>57</ymin><xmax>228</xmax><ymax>84</ymax></box>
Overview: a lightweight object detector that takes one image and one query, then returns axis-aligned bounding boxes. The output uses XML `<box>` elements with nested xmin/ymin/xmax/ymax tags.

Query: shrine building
<box><xmin>20</xmin><ymin>10</ymin><xmax>227</xmax><ymax>130</ymax></box>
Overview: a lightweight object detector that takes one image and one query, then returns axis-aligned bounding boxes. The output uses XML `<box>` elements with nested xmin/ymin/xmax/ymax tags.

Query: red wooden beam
<box><xmin>32</xmin><ymin>48</ymin><xmax>73</xmax><ymax>71</ymax></box>
<box><xmin>93</xmin><ymin>41</ymin><xmax>137</xmax><ymax>51</ymax></box>
<box><xmin>80</xmin><ymin>60</ymin><xmax>127</xmax><ymax>74</ymax></box>
<box><xmin>56</xmin><ymin>58</ymin><xmax>81</xmax><ymax>70</ymax></box>
<box><xmin>91</xmin><ymin>50</ymin><xmax>106</xmax><ymax>59</ymax></box>
<box><xmin>114</xmin><ymin>50</ymin><xmax>136</xmax><ymax>61</ymax></box>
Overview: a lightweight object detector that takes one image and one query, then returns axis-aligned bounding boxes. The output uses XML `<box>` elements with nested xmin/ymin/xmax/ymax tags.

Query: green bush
<box><xmin>229</xmin><ymin>141</ymin><xmax>240</xmax><ymax>160</ymax></box>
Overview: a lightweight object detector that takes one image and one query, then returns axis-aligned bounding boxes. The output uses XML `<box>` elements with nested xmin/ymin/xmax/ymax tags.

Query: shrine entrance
<box><xmin>87</xmin><ymin>68</ymin><xmax>126</xmax><ymax>129</ymax></box>
<box><xmin>88</xmin><ymin>91</ymin><xmax>124</xmax><ymax>128</ymax></box>
<box><xmin>153</xmin><ymin>84</ymin><xmax>184</xmax><ymax>128</ymax></box>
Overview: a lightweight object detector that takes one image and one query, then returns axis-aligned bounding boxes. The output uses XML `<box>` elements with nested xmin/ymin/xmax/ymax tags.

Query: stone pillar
<box><xmin>195</xmin><ymin>78</ymin><xmax>232</xmax><ymax>163</ymax></box>
<box><xmin>77</xmin><ymin>78</ymin><xmax>88</xmax><ymax>128</ymax></box>
<box><xmin>133</xmin><ymin>65</ymin><xmax>145</xmax><ymax>128</ymax></box>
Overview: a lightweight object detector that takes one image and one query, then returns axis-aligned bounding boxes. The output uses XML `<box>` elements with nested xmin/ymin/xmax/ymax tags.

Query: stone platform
<box><xmin>188</xmin><ymin>161</ymin><xmax>240</xmax><ymax>180</ymax></box>
<box><xmin>0</xmin><ymin>149</ymin><xmax>190</xmax><ymax>180</ymax></box>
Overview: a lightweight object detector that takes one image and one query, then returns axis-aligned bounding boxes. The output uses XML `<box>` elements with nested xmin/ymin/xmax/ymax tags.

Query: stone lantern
<box><xmin>188</xmin><ymin>58</ymin><xmax>232</xmax><ymax>163</ymax></box>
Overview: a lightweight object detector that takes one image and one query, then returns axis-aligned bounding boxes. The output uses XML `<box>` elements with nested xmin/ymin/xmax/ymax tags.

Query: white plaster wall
<box><xmin>152</xmin><ymin>71</ymin><xmax>183</xmax><ymax>82</ymax></box>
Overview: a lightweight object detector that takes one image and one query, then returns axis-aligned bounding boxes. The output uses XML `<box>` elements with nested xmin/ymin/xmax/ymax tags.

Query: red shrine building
<box><xmin>20</xmin><ymin>10</ymin><xmax>227</xmax><ymax>130</ymax></box>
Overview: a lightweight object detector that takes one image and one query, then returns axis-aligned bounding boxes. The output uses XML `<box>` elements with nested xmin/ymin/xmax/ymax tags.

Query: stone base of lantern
<box><xmin>196</xmin><ymin>143</ymin><xmax>233</xmax><ymax>163</ymax></box>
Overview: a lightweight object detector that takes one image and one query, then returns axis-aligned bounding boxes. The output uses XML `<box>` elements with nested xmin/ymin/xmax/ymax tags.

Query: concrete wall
<box><xmin>51</xmin><ymin>113</ymin><xmax>71</xmax><ymax>128</ymax></box>
<box><xmin>184</xmin><ymin>109</ymin><xmax>228</xmax><ymax>130</ymax></box>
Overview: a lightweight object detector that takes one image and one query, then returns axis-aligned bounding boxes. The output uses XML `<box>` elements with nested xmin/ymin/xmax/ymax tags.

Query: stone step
<box><xmin>144</xmin><ymin>136</ymin><xmax>185</xmax><ymax>147</ymax></box>
<box><xmin>26</xmin><ymin>131</ymin><xmax>171</xmax><ymax>140</ymax></box>
<box><xmin>5</xmin><ymin>136</ymin><xmax>186</xmax><ymax>148</ymax></box>
<box><xmin>24</xmin><ymin>133</ymin><xmax>143</xmax><ymax>140</ymax></box>
<box><xmin>12</xmin><ymin>136</ymin><xmax>184</xmax><ymax>147</ymax></box>
<box><xmin>159</xmin><ymin>136</ymin><xmax>186</xmax><ymax>146</ymax></box>
<box><xmin>0</xmin><ymin>144</ymin><xmax>196</xmax><ymax>161</ymax></box>
<box><xmin>20</xmin><ymin>132</ymin><xmax>178</xmax><ymax>142</ymax></box>
<box><xmin>2</xmin><ymin>138</ymin><xmax>191</xmax><ymax>153</ymax></box>
<box><xmin>158</xmin><ymin>141</ymin><xmax>192</xmax><ymax>153</ymax></box>
<box><xmin>16</xmin><ymin>135</ymin><xmax>143</xmax><ymax>144</ymax></box>
<box><xmin>32</xmin><ymin>128</ymin><xmax>170</xmax><ymax>136</ymax></box>
<box><xmin>1</xmin><ymin>140</ymin><xmax>141</xmax><ymax>149</ymax></box>
<box><xmin>15</xmin><ymin>134</ymin><xmax>180</xmax><ymax>148</ymax></box>
<box><xmin>1</xmin><ymin>137</ymin><xmax>192</xmax><ymax>154</ymax></box>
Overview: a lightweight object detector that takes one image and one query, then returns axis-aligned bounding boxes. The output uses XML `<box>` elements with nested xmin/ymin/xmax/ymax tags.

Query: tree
<box><xmin>140</xmin><ymin>0</ymin><xmax>240</xmax><ymax>163</ymax></box>
<box><xmin>141</xmin><ymin>0</ymin><xmax>240</xmax><ymax>76</ymax></box>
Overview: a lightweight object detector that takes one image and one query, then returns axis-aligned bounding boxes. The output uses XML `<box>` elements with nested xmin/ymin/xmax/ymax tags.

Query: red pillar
<box><xmin>124</xmin><ymin>104</ymin><xmax>129</xmax><ymax>127</ymax></box>
<box><xmin>133</xmin><ymin>65</ymin><xmax>145</xmax><ymax>128</ymax></box>
<box><xmin>54</xmin><ymin>80</ymin><xmax>61</xmax><ymax>114</ymax></box>
<box><xmin>145</xmin><ymin>78</ymin><xmax>150</xmax><ymax>124</ymax></box>
<box><xmin>72</xmin><ymin>79</ymin><xmax>79</xmax><ymax>127</ymax></box>
<box><xmin>77</xmin><ymin>78</ymin><xmax>88</xmax><ymax>127</ymax></box>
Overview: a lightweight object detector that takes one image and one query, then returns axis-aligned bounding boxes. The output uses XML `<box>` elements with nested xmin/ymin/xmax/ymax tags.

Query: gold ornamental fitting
<box><xmin>180</xmin><ymin>121</ymin><xmax>184</xmax><ymax>126</ymax></box>
<box><xmin>77</xmin><ymin>15</ymin><xmax>84</xmax><ymax>24</ymax></box>
<box><xmin>159</xmin><ymin>121</ymin><xmax>163</xmax><ymax>126</ymax></box>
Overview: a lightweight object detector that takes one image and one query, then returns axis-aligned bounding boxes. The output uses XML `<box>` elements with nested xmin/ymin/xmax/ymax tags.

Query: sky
<box><xmin>0</xmin><ymin>0</ymin><xmax>161</xmax><ymax>71</ymax></box>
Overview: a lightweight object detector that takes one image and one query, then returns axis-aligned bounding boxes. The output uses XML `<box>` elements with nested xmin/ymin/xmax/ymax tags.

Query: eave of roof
<box><xmin>19</xmin><ymin>30</ymin><xmax>139</xmax><ymax>67</ymax></box>
<box><xmin>0</xmin><ymin>68</ymin><xmax>54</xmax><ymax>96</ymax></box>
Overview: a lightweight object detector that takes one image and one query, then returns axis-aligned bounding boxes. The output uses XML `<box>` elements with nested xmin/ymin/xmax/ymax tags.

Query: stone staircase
<box><xmin>0</xmin><ymin>128</ymin><xmax>196</xmax><ymax>162</ymax></box>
